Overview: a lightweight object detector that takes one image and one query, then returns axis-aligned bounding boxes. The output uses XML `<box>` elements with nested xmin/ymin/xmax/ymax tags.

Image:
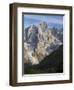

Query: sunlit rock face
<box><xmin>24</xmin><ymin>22</ymin><xmax>62</xmax><ymax>65</ymax></box>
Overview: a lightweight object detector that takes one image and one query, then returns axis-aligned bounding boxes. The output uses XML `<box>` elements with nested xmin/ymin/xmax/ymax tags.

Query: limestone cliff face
<box><xmin>24</xmin><ymin>22</ymin><xmax>62</xmax><ymax>65</ymax></box>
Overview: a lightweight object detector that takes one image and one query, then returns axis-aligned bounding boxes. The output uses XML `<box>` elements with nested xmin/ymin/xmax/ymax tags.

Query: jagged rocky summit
<box><xmin>24</xmin><ymin>22</ymin><xmax>62</xmax><ymax>65</ymax></box>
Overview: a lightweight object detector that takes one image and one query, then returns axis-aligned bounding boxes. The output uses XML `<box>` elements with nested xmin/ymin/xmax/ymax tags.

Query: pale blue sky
<box><xmin>24</xmin><ymin>14</ymin><xmax>63</xmax><ymax>29</ymax></box>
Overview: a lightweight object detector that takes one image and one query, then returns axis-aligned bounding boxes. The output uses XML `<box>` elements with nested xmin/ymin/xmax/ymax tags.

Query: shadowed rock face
<box><xmin>24</xmin><ymin>22</ymin><xmax>62</xmax><ymax>65</ymax></box>
<box><xmin>24</xmin><ymin>45</ymin><xmax>63</xmax><ymax>74</ymax></box>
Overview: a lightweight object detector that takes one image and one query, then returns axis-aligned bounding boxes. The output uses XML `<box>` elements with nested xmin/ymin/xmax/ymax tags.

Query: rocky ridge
<box><xmin>24</xmin><ymin>22</ymin><xmax>62</xmax><ymax>65</ymax></box>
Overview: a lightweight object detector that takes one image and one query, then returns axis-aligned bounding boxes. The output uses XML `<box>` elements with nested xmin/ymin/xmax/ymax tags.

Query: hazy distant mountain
<box><xmin>24</xmin><ymin>22</ymin><xmax>62</xmax><ymax>65</ymax></box>
<box><xmin>51</xmin><ymin>27</ymin><xmax>63</xmax><ymax>42</ymax></box>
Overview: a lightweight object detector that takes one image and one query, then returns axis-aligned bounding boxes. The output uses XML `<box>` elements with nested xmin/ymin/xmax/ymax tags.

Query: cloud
<box><xmin>24</xmin><ymin>14</ymin><xmax>63</xmax><ymax>25</ymax></box>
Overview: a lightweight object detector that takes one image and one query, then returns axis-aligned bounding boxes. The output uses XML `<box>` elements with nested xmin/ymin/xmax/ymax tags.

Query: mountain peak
<box><xmin>24</xmin><ymin>22</ymin><xmax>62</xmax><ymax>65</ymax></box>
<box><xmin>30</xmin><ymin>24</ymin><xmax>37</xmax><ymax>29</ymax></box>
<box><xmin>39</xmin><ymin>21</ymin><xmax>48</xmax><ymax>32</ymax></box>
